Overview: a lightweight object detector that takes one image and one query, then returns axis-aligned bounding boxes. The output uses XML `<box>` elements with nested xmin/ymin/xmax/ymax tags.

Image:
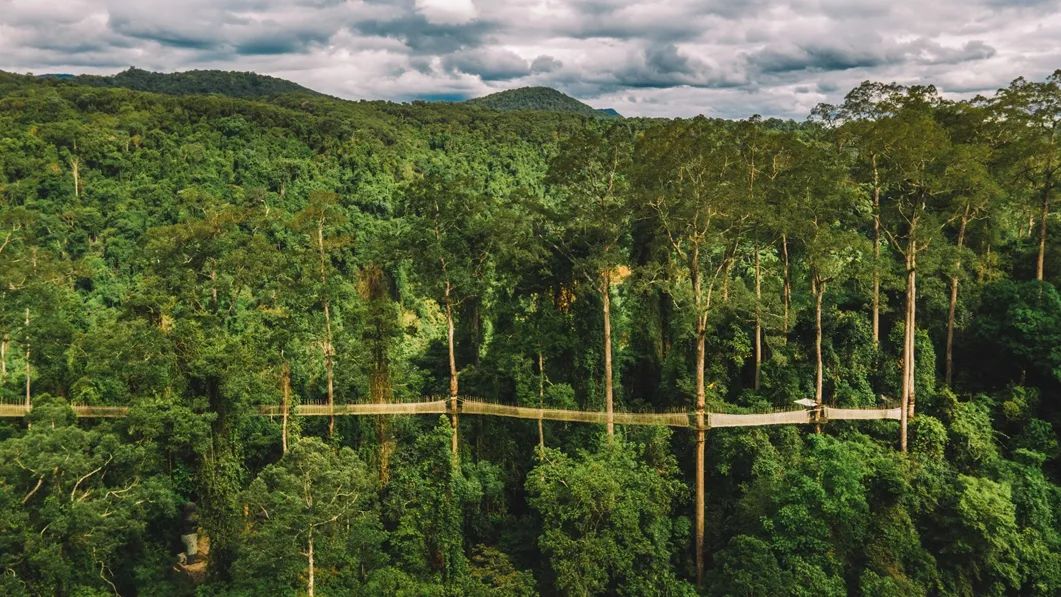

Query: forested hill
<box><xmin>39</xmin><ymin>67</ymin><xmax>324</xmax><ymax>99</ymax></box>
<box><xmin>0</xmin><ymin>70</ymin><xmax>1059</xmax><ymax>596</ymax></box>
<box><xmin>467</xmin><ymin>86</ymin><xmax>621</xmax><ymax>117</ymax></box>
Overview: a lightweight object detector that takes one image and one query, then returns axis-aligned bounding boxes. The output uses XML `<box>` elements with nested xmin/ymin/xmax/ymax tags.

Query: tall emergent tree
<box><xmin>814</xmin><ymin>82</ymin><xmax>903</xmax><ymax>346</ymax></box>
<box><xmin>636</xmin><ymin>117</ymin><xmax>744</xmax><ymax>587</ymax></box>
<box><xmin>991</xmin><ymin>71</ymin><xmax>1060</xmax><ymax>282</ymax></box>
<box><xmin>938</xmin><ymin>100</ymin><xmax>1001</xmax><ymax>386</ymax></box>
<box><xmin>820</xmin><ymin>84</ymin><xmax>951</xmax><ymax>451</ymax></box>
<box><xmin>777</xmin><ymin>134</ymin><xmax>866</xmax><ymax>410</ymax></box>
<box><xmin>546</xmin><ymin>123</ymin><xmax>633</xmax><ymax>437</ymax></box>
<box><xmin>403</xmin><ymin>161</ymin><xmax>497</xmax><ymax>457</ymax></box>
<box><xmin>293</xmin><ymin>191</ymin><xmax>354</xmax><ymax>439</ymax></box>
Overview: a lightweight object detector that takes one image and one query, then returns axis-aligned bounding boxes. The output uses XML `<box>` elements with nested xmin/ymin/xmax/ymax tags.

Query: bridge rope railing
<box><xmin>0</xmin><ymin>398</ymin><xmax>902</xmax><ymax>427</ymax></box>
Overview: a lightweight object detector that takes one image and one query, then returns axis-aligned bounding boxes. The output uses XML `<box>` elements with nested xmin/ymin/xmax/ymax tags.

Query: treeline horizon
<box><xmin>0</xmin><ymin>69</ymin><xmax>1058</xmax><ymax>596</ymax></box>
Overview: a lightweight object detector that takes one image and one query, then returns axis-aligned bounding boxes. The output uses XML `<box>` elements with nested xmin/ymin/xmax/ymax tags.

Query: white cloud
<box><xmin>0</xmin><ymin>0</ymin><xmax>1057</xmax><ymax>117</ymax></box>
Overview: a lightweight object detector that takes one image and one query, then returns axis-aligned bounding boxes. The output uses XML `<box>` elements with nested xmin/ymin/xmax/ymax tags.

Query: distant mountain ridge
<box><xmin>39</xmin><ymin>67</ymin><xmax>322</xmax><ymax>100</ymax></box>
<box><xmin>29</xmin><ymin>69</ymin><xmax>621</xmax><ymax>118</ymax></box>
<box><xmin>466</xmin><ymin>86</ymin><xmax>620</xmax><ymax>118</ymax></box>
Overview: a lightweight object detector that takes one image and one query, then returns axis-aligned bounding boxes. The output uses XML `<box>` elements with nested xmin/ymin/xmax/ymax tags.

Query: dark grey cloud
<box><xmin>443</xmin><ymin>48</ymin><xmax>531</xmax><ymax>80</ymax></box>
<box><xmin>747</xmin><ymin>37</ymin><xmax>999</xmax><ymax>75</ymax></box>
<box><xmin>921</xmin><ymin>40</ymin><xmax>997</xmax><ymax>64</ymax></box>
<box><xmin>645</xmin><ymin>44</ymin><xmax>696</xmax><ymax>75</ymax></box>
<box><xmin>354</xmin><ymin>16</ymin><xmax>491</xmax><ymax>54</ymax></box>
<box><xmin>0</xmin><ymin>0</ymin><xmax>1057</xmax><ymax>118</ymax></box>
<box><xmin>531</xmin><ymin>55</ymin><xmax>562</xmax><ymax>74</ymax></box>
<box><xmin>751</xmin><ymin>43</ymin><xmax>896</xmax><ymax>74</ymax></box>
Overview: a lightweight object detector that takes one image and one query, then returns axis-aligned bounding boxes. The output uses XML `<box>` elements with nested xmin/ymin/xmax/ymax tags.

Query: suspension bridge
<box><xmin>0</xmin><ymin>397</ymin><xmax>901</xmax><ymax>427</ymax></box>
<box><xmin>0</xmin><ymin>392</ymin><xmax>904</xmax><ymax>590</ymax></box>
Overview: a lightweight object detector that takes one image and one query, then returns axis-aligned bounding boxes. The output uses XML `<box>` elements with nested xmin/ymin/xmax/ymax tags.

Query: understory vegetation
<box><xmin>0</xmin><ymin>69</ymin><xmax>1058</xmax><ymax>595</ymax></box>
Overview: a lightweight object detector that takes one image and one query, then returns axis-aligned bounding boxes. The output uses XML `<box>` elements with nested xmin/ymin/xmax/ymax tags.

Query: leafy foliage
<box><xmin>0</xmin><ymin>69</ymin><xmax>1057</xmax><ymax>596</ymax></box>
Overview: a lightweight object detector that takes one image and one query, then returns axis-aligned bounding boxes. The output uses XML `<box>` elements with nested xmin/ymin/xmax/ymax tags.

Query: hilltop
<box><xmin>39</xmin><ymin>67</ymin><xmax>322</xmax><ymax>100</ymax></box>
<box><xmin>467</xmin><ymin>86</ymin><xmax>620</xmax><ymax>118</ymax></box>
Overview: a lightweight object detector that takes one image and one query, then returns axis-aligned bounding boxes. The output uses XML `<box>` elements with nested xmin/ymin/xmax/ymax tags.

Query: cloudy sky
<box><xmin>1</xmin><ymin>0</ymin><xmax>1058</xmax><ymax>118</ymax></box>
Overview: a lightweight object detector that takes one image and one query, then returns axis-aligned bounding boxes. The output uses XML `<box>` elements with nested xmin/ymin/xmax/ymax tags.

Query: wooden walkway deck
<box><xmin>0</xmin><ymin>399</ymin><xmax>901</xmax><ymax>428</ymax></box>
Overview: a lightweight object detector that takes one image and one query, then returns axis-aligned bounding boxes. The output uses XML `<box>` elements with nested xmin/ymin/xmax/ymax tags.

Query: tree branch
<box><xmin>71</xmin><ymin>456</ymin><xmax>112</xmax><ymax>502</ymax></box>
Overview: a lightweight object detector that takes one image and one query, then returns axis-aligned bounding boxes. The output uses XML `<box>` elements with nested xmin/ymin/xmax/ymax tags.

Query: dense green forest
<box><xmin>0</xmin><ymin>68</ymin><xmax>1058</xmax><ymax>596</ymax></box>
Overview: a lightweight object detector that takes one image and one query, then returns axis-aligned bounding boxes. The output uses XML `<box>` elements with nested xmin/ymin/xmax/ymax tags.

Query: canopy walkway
<box><xmin>0</xmin><ymin>398</ymin><xmax>901</xmax><ymax>427</ymax></box>
<box><xmin>2</xmin><ymin>392</ymin><xmax>901</xmax><ymax>594</ymax></box>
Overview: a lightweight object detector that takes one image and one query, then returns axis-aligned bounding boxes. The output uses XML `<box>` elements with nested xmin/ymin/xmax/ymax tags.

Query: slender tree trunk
<box><xmin>70</xmin><ymin>156</ymin><xmax>80</xmax><ymax>201</ymax></box>
<box><xmin>306</xmin><ymin>527</ymin><xmax>315</xmax><ymax>597</ymax></box>
<box><xmin>323</xmin><ymin>301</ymin><xmax>335</xmax><ymax>438</ymax></box>
<box><xmin>944</xmin><ymin>278</ymin><xmax>959</xmax><ymax>388</ymax></box>
<box><xmin>433</xmin><ymin>188</ymin><xmax>460</xmax><ymax>458</ymax></box>
<box><xmin>907</xmin><ymin>246</ymin><xmax>917</xmax><ymax>419</ymax></box>
<box><xmin>754</xmin><ymin>249</ymin><xmax>762</xmax><ymax>390</ymax></box>
<box><xmin>1</xmin><ymin>334</ymin><xmax>8</xmax><ymax>381</ymax></box>
<box><xmin>602</xmin><ymin>269</ymin><xmax>615</xmax><ymax>437</ymax></box>
<box><xmin>814</xmin><ymin>278</ymin><xmax>825</xmax><ymax>409</ymax></box>
<box><xmin>445</xmin><ymin>284</ymin><xmax>459</xmax><ymax>458</ymax></box>
<box><xmin>374</xmin><ymin>359</ymin><xmax>392</xmax><ymax>483</ymax></box>
<box><xmin>538</xmin><ymin>350</ymin><xmax>545</xmax><ymax>450</ymax></box>
<box><xmin>872</xmin><ymin>156</ymin><xmax>881</xmax><ymax>346</ymax></box>
<box><xmin>721</xmin><ymin>260</ymin><xmax>731</xmax><ymax>303</ymax></box>
<box><xmin>781</xmin><ymin>234</ymin><xmax>791</xmax><ymax>334</ymax></box>
<box><xmin>900</xmin><ymin>240</ymin><xmax>917</xmax><ymax>452</ymax></box>
<box><xmin>695</xmin><ymin>423</ymin><xmax>705</xmax><ymax>589</ymax></box>
<box><xmin>24</xmin><ymin>347</ymin><xmax>30</xmax><ymax>409</ymax></box>
<box><xmin>1037</xmin><ymin>182</ymin><xmax>1050</xmax><ymax>282</ymax></box>
<box><xmin>691</xmin><ymin>244</ymin><xmax>707</xmax><ymax>409</ymax></box>
<box><xmin>210</xmin><ymin>268</ymin><xmax>218</xmax><ymax>307</ymax></box>
<box><xmin>316</xmin><ymin>219</ymin><xmax>335</xmax><ymax>438</ymax></box>
<box><xmin>281</xmin><ymin>361</ymin><xmax>291</xmax><ymax>454</ymax></box>
<box><xmin>945</xmin><ymin>209</ymin><xmax>969</xmax><ymax>387</ymax></box>
<box><xmin>366</xmin><ymin>266</ymin><xmax>393</xmax><ymax>484</ymax></box>
<box><xmin>24</xmin><ymin>308</ymin><xmax>30</xmax><ymax>409</ymax></box>
<box><xmin>694</xmin><ymin>311</ymin><xmax>707</xmax><ymax>588</ymax></box>
<box><xmin>695</xmin><ymin>324</ymin><xmax>707</xmax><ymax>414</ymax></box>
<box><xmin>691</xmin><ymin>244</ymin><xmax>708</xmax><ymax>589</ymax></box>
